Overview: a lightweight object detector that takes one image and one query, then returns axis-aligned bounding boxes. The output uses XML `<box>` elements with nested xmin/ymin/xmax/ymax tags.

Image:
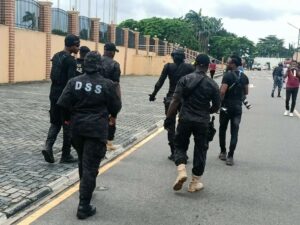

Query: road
<box><xmin>16</xmin><ymin>71</ymin><xmax>300</xmax><ymax>225</ymax></box>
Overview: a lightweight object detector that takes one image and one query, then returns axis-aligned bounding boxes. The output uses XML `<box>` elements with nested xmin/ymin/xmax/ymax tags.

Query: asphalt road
<box><xmin>21</xmin><ymin>71</ymin><xmax>300</xmax><ymax>225</ymax></box>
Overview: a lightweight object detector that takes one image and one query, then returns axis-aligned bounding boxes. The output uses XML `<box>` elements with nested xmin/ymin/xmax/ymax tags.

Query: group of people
<box><xmin>150</xmin><ymin>50</ymin><xmax>249</xmax><ymax>192</ymax></box>
<box><xmin>272</xmin><ymin>61</ymin><xmax>300</xmax><ymax>117</ymax></box>
<box><xmin>42</xmin><ymin>34</ymin><xmax>122</xmax><ymax>219</ymax></box>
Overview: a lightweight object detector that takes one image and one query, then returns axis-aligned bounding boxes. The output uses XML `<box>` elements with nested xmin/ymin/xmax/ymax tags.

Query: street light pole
<box><xmin>287</xmin><ymin>22</ymin><xmax>300</xmax><ymax>62</ymax></box>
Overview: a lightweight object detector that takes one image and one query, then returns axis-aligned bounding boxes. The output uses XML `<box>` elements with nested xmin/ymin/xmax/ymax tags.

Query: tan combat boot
<box><xmin>188</xmin><ymin>175</ymin><xmax>204</xmax><ymax>192</ymax></box>
<box><xmin>173</xmin><ymin>164</ymin><xmax>187</xmax><ymax>191</ymax></box>
<box><xmin>107</xmin><ymin>141</ymin><xmax>116</xmax><ymax>151</ymax></box>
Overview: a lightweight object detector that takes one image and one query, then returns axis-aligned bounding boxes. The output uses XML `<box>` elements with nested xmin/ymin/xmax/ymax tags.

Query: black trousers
<box><xmin>46</xmin><ymin>100</ymin><xmax>72</xmax><ymax>155</ymax></box>
<box><xmin>164</xmin><ymin>97</ymin><xmax>178</xmax><ymax>154</ymax></box>
<box><xmin>108</xmin><ymin>124</ymin><xmax>116</xmax><ymax>141</ymax></box>
<box><xmin>219</xmin><ymin>110</ymin><xmax>242</xmax><ymax>157</ymax></box>
<box><xmin>174</xmin><ymin>121</ymin><xmax>209</xmax><ymax>176</ymax></box>
<box><xmin>72</xmin><ymin>136</ymin><xmax>107</xmax><ymax>205</ymax></box>
<box><xmin>210</xmin><ymin>70</ymin><xmax>216</xmax><ymax>79</ymax></box>
<box><xmin>286</xmin><ymin>88</ymin><xmax>299</xmax><ymax>113</ymax></box>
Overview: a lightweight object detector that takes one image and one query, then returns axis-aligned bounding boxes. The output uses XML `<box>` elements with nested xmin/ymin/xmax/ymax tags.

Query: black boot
<box><xmin>60</xmin><ymin>124</ymin><xmax>77</xmax><ymax>163</ymax></box>
<box><xmin>277</xmin><ymin>90</ymin><xmax>281</xmax><ymax>97</ymax></box>
<box><xmin>77</xmin><ymin>204</ymin><xmax>96</xmax><ymax>220</ymax></box>
<box><xmin>168</xmin><ymin>144</ymin><xmax>175</xmax><ymax>161</ymax></box>
<box><xmin>42</xmin><ymin>124</ymin><xmax>60</xmax><ymax>163</ymax></box>
<box><xmin>271</xmin><ymin>92</ymin><xmax>274</xmax><ymax>98</ymax></box>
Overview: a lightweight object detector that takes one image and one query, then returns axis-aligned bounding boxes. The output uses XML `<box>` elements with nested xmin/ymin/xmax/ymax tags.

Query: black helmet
<box><xmin>171</xmin><ymin>48</ymin><xmax>185</xmax><ymax>59</ymax></box>
<box><xmin>84</xmin><ymin>51</ymin><xmax>101</xmax><ymax>73</ymax></box>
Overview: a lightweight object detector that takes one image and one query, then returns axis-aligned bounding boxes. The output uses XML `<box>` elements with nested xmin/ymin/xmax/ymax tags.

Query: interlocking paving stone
<box><xmin>0</xmin><ymin>76</ymin><xmax>167</xmax><ymax>216</ymax></box>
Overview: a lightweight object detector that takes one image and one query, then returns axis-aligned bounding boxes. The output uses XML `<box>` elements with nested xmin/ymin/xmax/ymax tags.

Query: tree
<box><xmin>256</xmin><ymin>35</ymin><xmax>284</xmax><ymax>57</ymax></box>
<box><xmin>22</xmin><ymin>11</ymin><xmax>36</xmax><ymax>30</ymax></box>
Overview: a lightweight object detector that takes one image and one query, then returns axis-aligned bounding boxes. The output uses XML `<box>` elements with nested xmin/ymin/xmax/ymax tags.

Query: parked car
<box><xmin>252</xmin><ymin>64</ymin><xmax>261</xmax><ymax>71</ymax></box>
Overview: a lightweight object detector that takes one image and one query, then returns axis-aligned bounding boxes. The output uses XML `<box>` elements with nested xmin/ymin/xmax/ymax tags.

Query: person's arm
<box><xmin>220</xmin><ymin>84</ymin><xmax>228</xmax><ymax>102</ymax></box>
<box><xmin>113</xmin><ymin>63</ymin><xmax>122</xmax><ymax>99</ymax></box>
<box><xmin>67</xmin><ymin>57</ymin><xmax>77</xmax><ymax>80</ymax></box>
<box><xmin>166</xmin><ymin>78</ymin><xmax>184</xmax><ymax>118</ymax></box>
<box><xmin>57</xmin><ymin>80</ymin><xmax>75</xmax><ymax>122</ymax></box>
<box><xmin>210</xmin><ymin>83</ymin><xmax>221</xmax><ymax>114</ymax></box>
<box><xmin>149</xmin><ymin>64</ymin><xmax>169</xmax><ymax>100</ymax></box>
<box><xmin>244</xmin><ymin>75</ymin><xmax>249</xmax><ymax>96</ymax></box>
<box><xmin>107</xmin><ymin>82</ymin><xmax>122</xmax><ymax>118</ymax></box>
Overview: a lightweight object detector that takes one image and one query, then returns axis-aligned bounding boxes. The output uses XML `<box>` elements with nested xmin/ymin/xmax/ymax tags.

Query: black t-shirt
<box><xmin>57</xmin><ymin>73</ymin><xmax>122</xmax><ymax>139</ymax></box>
<box><xmin>154</xmin><ymin>62</ymin><xmax>195</xmax><ymax>97</ymax></box>
<box><xmin>101</xmin><ymin>56</ymin><xmax>121</xmax><ymax>82</ymax></box>
<box><xmin>174</xmin><ymin>71</ymin><xmax>220</xmax><ymax>124</ymax></box>
<box><xmin>50</xmin><ymin>51</ymin><xmax>77</xmax><ymax>101</ymax></box>
<box><xmin>222</xmin><ymin>70</ymin><xmax>249</xmax><ymax>104</ymax></box>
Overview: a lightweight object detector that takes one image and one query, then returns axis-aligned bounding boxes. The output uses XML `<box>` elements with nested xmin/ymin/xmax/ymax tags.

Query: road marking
<box><xmin>17</xmin><ymin>127</ymin><xmax>164</xmax><ymax>225</ymax></box>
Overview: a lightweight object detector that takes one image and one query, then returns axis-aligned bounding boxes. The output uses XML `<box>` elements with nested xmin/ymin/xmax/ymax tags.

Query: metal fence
<box><xmin>99</xmin><ymin>22</ymin><xmax>109</xmax><ymax>43</ymax></box>
<box><xmin>79</xmin><ymin>16</ymin><xmax>90</xmax><ymax>40</ymax></box>
<box><xmin>158</xmin><ymin>40</ymin><xmax>165</xmax><ymax>56</ymax></box>
<box><xmin>128</xmin><ymin>30</ymin><xmax>135</xmax><ymax>48</ymax></box>
<box><xmin>149</xmin><ymin>38</ymin><xmax>155</xmax><ymax>52</ymax></box>
<box><xmin>138</xmin><ymin>35</ymin><xmax>146</xmax><ymax>50</ymax></box>
<box><xmin>115</xmin><ymin>27</ymin><xmax>124</xmax><ymax>46</ymax></box>
<box><xmin>15</xmin><ymin>0</ymin><xmax>40</xmax><ymax>30</ymax></box>
<box><xmin>51</xmin><ymin>8</ymin><xmax>68</xmax><ymax>36</ymax></box>
<box><xmin>0</xmin><ymin>1</ymin><xmax>5</xmax><ymax>24</ymax></box>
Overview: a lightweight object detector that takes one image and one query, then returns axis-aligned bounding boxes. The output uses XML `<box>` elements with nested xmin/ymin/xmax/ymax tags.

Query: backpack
<box><xmin>50</xmin><ymin>52</ymin><xmax>68</xmax><ymax>84</ymax></box>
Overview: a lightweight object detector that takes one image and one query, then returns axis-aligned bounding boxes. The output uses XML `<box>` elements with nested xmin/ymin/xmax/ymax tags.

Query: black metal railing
<box><xmin>138</xmin><ymin>35</ymin><xmax>146</xmax><ymax>50</ymax></box>
<box><xmin>15</xmin><ymin>0</ymin><xmax>40</xmax><ymax>30</ymax></box>
<box><xmin>0</xmin><ymin>0</ymin><xmax>5</xmax><ymax>24</ymax></box>
<box><xmin>99</xmin><ymin>22</ymin><xmax>109</xmax><ymax>43</ymax></box>
<box><xmin>79</xmin><ymin>16</ymin><xmax>91</xmax><ymax>40</ymax></box>
<box><xmin>149</xmin><ymin>38</ymin><xmax>155</xmax><ymax>52</ymax></box>
<box><xmin>128</xmin><ymin>30</ymin><xmax>135</xmax><ymax>48</ymax></box>
<box><xmin>115</xmin><ymin>27</ymin><xmax>124</xmax><ymax>46</ymax></box>
<box><xmin>51</xmin><ymin>8</ymin><xmax>68</xmax><ymax>36</ymax></box>
<box><xmin>158</xmin><ymin>40</ymin><xmax>165</xmax><ymax>56</ymax></box>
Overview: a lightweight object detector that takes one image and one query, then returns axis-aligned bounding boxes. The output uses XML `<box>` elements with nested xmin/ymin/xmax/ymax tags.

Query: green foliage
<box><xmin>118</xmin><ymin>10</ymin><xmax>293</xmax><ymax>60</ymax></box>
<box><xmin>22</xmin><ymin>11</ymin><xmax>36</xmax><ymax>30</ymax></box>
<box><xmin>80</xmin><ymin>29</ymin><xmax>89</xmax><ymax>40</ymax></box>
<box><xmin>256</xmin><ymin>35</ymin><xmax>293</xmax><ymax>58</ymax></box>
<box><xmin>52</xmin><ymin>29</ymin><xmax>68</xmax><ymax>36</ymax></box>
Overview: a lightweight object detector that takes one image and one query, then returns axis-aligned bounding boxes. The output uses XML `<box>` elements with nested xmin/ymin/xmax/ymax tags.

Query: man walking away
<box><xmin>209</xmin><ymin>59</ymin><xmax>217</xmax><ymax>79</ymax></box>
<box><xmin>42</xmin><ymin>34</ymin><xmax>80</xmax><ymax>164</ymax></box>
<box><xmin>76</xmin><ymin>46</ymin><xmax>90</xmax><ymax>76</ymax></box>
<box><xmin>283</xmin><ymin>60</ymin><xmax>300</xmax><ymax>117</ymax></box>
<box><xmin>218</xmin><ymin>55</ymin><xmax>249</xmax><ymax>166</ymax></box>
<box><xmin>57</xmin><ymin>51</ymin><xmax>122</xmax><ymax>219</ymax></box>
<box><xmin>149</xmin><ymin>48</ymin><xmax>194</xmax><ymax>161</ymax></box>
<box><xmin>165</xmin><ymin>54</ymin><xmax>220</xmax><ymax>192</ymax></box>
<box><xmin>101</xmin><ymin>43</ymin><xmax>121</xmax><ymax>151</ymax></box>
<box><xmin>271</xmin><ymin>63</ymin><xmax>284</xmax><ymax>97</ymax></box>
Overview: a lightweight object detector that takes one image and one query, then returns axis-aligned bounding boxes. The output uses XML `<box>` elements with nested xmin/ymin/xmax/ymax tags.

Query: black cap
<box><xmin>84</xmin><ymin>51</ymin><xmax>101</xmax><ymax>73</ymax></box>
<box><xmin>195</xmin><ymin>54</ymin><xmax>210</xmax><ymax>67</ymax></box>
<box><xmin>79</xmin><ymin>46</ymin><xmax>91</xmax><ymax>54</ymax></box>
<box><xmin>65</xmin><ymin>34</ymin><xmax>80</xmax><ymax>47</ymax></box>
<box><xmin>104</xmin><ymin>43</ymin><xmax>119</xmax><ymax>52</ymax></box>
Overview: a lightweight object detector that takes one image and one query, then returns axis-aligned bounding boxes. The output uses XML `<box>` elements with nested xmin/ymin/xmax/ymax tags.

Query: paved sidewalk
<box><xmin>0</xmin><ymin>76</ymin><xmax>167</xmax><ymax>222</ymax></box>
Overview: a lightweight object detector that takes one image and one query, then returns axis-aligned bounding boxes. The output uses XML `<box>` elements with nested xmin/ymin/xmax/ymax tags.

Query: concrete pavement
<box><xmin>13</xmin><ymin>71</ymin><xmax>300</xmax><ymax>225</ymax></box>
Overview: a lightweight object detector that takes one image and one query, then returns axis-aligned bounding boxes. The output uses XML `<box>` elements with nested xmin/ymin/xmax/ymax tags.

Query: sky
<box><xmin>50</xmin><ymin>0</ymin><xmax>300</xmax><ymax>47</ymax></box>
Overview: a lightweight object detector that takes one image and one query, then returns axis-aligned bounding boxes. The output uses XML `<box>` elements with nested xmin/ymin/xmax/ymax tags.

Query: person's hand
<box><xmin>64</xmin><ymin>120</ymin><xmax>71</xmax><ymax>125</ymax></box>
<box><xmin>164</xmin><ymin>117</ymin><xmax>172</xmax><ymax>131</ymax></box>
<box><xmin>149</xmin><ymin>94</ymin><xmax>156</xmax><ymax>102</ymax></box>
<box><xmin>109</xmin><ymin>117</ymin><xmax>116</xmax><ymax>126</ymax></box>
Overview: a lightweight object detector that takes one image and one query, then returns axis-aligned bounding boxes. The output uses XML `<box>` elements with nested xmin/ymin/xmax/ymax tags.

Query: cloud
<box><xmin>215</xmin><ymin>3</ymin><xmax>284</xmax><ymax>21</ymax></box>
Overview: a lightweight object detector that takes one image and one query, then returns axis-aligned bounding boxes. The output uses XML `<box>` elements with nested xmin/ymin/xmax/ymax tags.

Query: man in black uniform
<box><xmin>101</xmin><ymin>43</ymin><xmax>121</xmax><ymax>151</ymax></box>
<box><xmin>149</xmin><ymin>48</ymin><xmax>194</xmax><ymax>161</ymax></box>
<box><xmin>165</xmin><ymin>54</ymin><xmax>220</xmax><ymax>192</ymax></box>
<box><xmin>219</xmin><ymin>55</ymin><xmax>249</xmax><ymax>166</ymax></box>
<box><xmin>42</xmin><ymin>34</ymin><xmax>80</xmax><ymax>164</ymax></box>
<box><xmin>57</xmin><ymin>51</ymin><xmax>122</xmax><ymax>219</ymax></box>
<box><xmin>76</xmin><ymin>46</ymin><xmax>90</xmax><ymax>76</ymax></box>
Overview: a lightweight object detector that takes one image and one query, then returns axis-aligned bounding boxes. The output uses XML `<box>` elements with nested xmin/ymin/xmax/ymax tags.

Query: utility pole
<box><xmin>288</xmin><ymin>22</ymin><xmax>300</xmax><ymax>62</ymax></box>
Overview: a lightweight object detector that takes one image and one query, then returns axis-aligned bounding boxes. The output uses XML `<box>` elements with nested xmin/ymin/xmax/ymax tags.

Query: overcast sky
<box><xmin>51</xmin><ymin>0</ymin><xmax>300</xmax><ymax>47</ymax></box>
